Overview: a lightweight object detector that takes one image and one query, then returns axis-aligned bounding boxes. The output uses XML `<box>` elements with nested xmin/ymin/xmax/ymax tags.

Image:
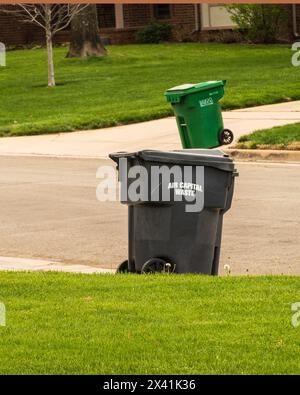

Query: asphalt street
<box><xmin>0</xmin><ymin>156</ymin><xmax>299</xmax><ymax>275</ymax></box>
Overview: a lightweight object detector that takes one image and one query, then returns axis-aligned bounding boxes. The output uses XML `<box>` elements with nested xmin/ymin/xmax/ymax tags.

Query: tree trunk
<box><xmin>46</xmin><ymin>33</ymin><xmax>55</xmax><ymax>87</ymax></box>
<box><xmin>67</xmin><ymin>4</ymin><xmax>107</xmax><ymax>58</ymax></box>
<box><xmin>45</xmin><ymin>5</ymin><xmax>55</xmax><ymax>87</ymax></box>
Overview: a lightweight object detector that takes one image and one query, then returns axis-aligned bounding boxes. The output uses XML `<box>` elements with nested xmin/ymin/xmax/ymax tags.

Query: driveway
<box><xmin>0</xmin><ymin>101</ymin><xmax>299</xmax><ymax>158</ymax></box>
<box><xmin>0</xmin><ymin>156</ymin><xmax>299</xmax><ymax>275</ymax></box>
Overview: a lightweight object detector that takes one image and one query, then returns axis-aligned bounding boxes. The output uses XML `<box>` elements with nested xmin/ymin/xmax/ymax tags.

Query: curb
<box><xmin>223</xmin><ymin>149</ymin><xmax>300</xmax><ymax>163</ymax></box>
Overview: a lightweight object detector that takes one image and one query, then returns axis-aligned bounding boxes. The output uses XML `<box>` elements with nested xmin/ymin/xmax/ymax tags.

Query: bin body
<box><xmin>165</xmin><ymin>81</ymin><xmax>225</xmax><ymax>149</ymax></box>
<box><xmin>110</xmin><ymin>149</ymin><xmax>237</xmax><ymax>275</ymax></box>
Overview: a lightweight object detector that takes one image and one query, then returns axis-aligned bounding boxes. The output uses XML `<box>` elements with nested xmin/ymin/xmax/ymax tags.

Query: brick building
<box><xmin>0</xmin><ymin>3</ymin><xmax>299</xmax><ymax>47</ymax></box>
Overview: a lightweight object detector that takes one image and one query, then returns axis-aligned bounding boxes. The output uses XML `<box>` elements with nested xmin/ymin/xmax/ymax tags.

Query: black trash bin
<box><xmin>109</xmin><ymin>149</ymin><xmax>238</xmax><ymax>274</ymax></box>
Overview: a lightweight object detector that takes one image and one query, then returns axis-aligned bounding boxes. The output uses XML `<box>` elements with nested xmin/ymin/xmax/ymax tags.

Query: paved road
<box><xmin>0</xmin><ymin>156</ymin><xmax>299</xmax><ymax>275</ymax></box>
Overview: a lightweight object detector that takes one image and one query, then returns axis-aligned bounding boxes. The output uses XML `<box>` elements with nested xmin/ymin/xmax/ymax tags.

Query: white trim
<box><xmin>0</xmin><ymin>42</ymin><xmax>5</xmax><ymax>67</ymax></box>
<box><xmin>115</xmin><ymin>4</ymin><xmax>124</xmax><ymax>30</ymax></box>
<box><xmin>194</xmin><ymin>4</ymin><xmax>200</xmax><ymax>31</ymax></box>
<box><xmin>201</xmin><ymin>4</ymin><xmax>236</xmax><ymax>31</ymax></box>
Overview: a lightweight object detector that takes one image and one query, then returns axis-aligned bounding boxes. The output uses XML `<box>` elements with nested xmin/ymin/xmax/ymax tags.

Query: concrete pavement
<box><xmin>0</xmin><ymin>101</ymin><xmax>299</xmax><ymax>159</ymax></box>
<box><xmin>0</xmin><ymin>156</ymin><xmax>299</xmax><ymax>275</ymax></box>
<box><xmin>0</xmin><ymin>256</ymin><xmax>114</xmax><ymax>274</ymax></box>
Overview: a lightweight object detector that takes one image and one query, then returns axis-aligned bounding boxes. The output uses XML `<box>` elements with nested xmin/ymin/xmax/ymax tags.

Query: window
<box><xmin>153</xmin><ymin>4</ymin><xmax>171</xmax><ymax>21</ymax></box>
<box><xmin>97</xmin><ymin>4</ymin><xmax>116</xmax><ymax>29</ymax></box>
<box><xmin>201</xmin><ymin>4</ymin><xmax>236</xmax><ymax>30</ymax></box>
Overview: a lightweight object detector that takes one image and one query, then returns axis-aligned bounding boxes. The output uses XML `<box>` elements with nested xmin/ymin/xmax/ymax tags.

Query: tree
<box><xmin>227</xmin><ymin>4</ymin><xmax>288</xmax><ymax>43</ymax></box>
<box><xmin>67</xmin><ymin>4</ymin><xmax>107</xmax><ymax>58</ymax></box>
<box><xmin>1</xmin><ymin>4</ymin><xmax>88</xmax><ymax>86</ymax></box>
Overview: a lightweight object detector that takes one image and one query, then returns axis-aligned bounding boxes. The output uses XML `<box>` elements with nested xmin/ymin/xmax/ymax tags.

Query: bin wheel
<box><xmin>219</xmin><ymin>129</ymin><xmax>234</xmax><ymax>145</ymax></box>
<box><xmin>116</xmin><ymin>260</ymin><xmax>129</xmax><ymax>273</ymax></box>
<box><xmin>141</xmin><ymin>258</ymin><xmax>175</xmax><ymax>274</ymax></box>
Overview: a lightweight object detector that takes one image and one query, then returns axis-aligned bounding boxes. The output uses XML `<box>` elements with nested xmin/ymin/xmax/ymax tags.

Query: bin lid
<box><xmin>165</xmin><ymin>80</ymin><xmax>225</xmax><ymax>100</ymax></box>
<box><xmin>132</xmin><ymin>149</ymin><xmax>235</xmax><ymax>172</ymax></box>
<box><xmin>138</xmin><ymin>149</ymin><xmax>235</xmax><ymax>172</ymax></box>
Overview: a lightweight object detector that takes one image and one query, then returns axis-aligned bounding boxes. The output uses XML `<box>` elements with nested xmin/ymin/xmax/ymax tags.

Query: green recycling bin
<box><xmin>165</xmin><ymin>80</ymin><xmax>233</xmax><ymax>149</ymax></box>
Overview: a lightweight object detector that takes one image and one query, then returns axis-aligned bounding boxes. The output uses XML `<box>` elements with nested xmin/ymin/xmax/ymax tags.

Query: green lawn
<box><xmin>0</xmin><ymin>43</ymin><xmax>300</xmax><ymax>137</ymax></box>
<box><xmin>237</xmin><ymin>122</ymin><xmax>300</xmax><ymax>149</ymax></box>
<box><xmin>0</xmin><ymin>272</ymin><xmax>299</xmax><ymax>375</ymax></box>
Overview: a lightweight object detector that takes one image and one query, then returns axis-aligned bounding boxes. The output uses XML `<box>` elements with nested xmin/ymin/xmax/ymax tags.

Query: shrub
<box><xmin>136</xmin><ymin>23</ymin><xmax>172</xmax><ymax>44</ymax></box>
<box><xmin>226</xmin><ymin>4</ymin><xmax>288</xmax><ymax>43</ymax></box>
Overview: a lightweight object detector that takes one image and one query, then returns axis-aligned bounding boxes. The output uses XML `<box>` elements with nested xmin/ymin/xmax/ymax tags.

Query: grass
<box><xmin>237</xmin><ymin>122</ymin><xmax>300</xmax><ymax>149</ymax></box>
<box><xmin>0</xmin><ymin>272</ymin><xmax>299</xmax><ymax>375</ymax></box>
<box><xmin>0</xmin><ymin>43</ymin><xmax>300</xmax><ymax>137</ymax></box>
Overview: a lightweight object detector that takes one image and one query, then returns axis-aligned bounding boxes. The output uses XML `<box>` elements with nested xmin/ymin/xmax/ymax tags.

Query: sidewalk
<box><xmin>0</xmin><ymin>101</ymin><xmax>299</xmax><ymax>158</ymax></box>
<box><xmin>0</xmin><ymin>256</ymin><xmax>115</xmax><ymax>274</ymax></box>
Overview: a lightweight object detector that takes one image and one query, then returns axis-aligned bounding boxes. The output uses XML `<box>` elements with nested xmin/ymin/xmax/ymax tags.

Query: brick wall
<box><xmin>276</xmin><ymin>4</ymin><xmax>294</xmax><ymax>42</ymax></box>
<box><xmin>0</xmin><ymin>7</ymin><xmax>44</xmax><ymax>46</ymax></box>
<box><xmin>121</xmin><ymin>4</ymin><xmax>196</xmax><ymax>42</ymax></box>
<box><xmin>296</xmin><ymin>4</ymin><xmax>300</xmax><ymax>33</ymax></box>
<box><xmin>171</xmin><ymin>4</ymin><xmax>196</xmax><ymax>42</ymax></box>
<box><xmin>100</xmin><ymin>27</ymin><xmax>138</xmax><ymax>45</ymax></box>
<box><xmin>123</xmin><ymin>4</ymin><xmax>152</xmax><ymax>28</ymax></box>
<box><xmin>172</xmin><ymin>4</ymin><xmax>195</xmax><ymax>27</ymax></box>
<box><xmin>1</xmin><ymin>4</ymin><xmax>298</xmax><ymax>47</ymax></box>
<box><xmin>97</xmin><ymin>4</ymin><xmax>115</xmax><ymax>29</ymax></box>
<box><xmin>0</xmin><ymin>4</ymin><xmax>196</xmax><ymax>46</ymax></box>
